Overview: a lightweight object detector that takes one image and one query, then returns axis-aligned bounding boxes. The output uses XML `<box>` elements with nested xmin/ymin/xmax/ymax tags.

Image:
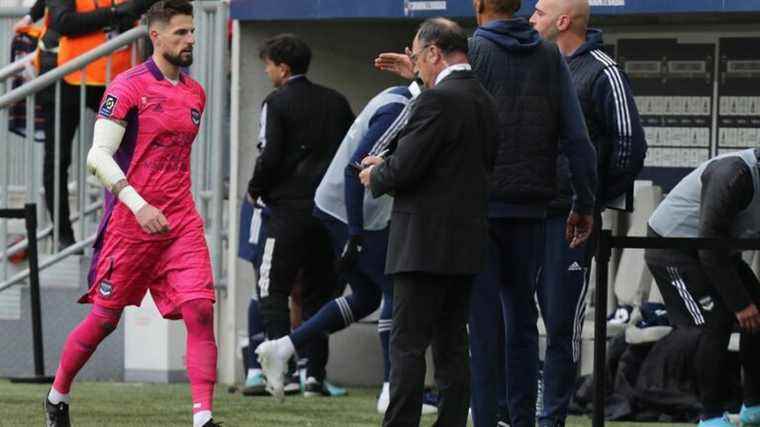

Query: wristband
<box><xmin>118</xmin><ymin>185</ymin><xmax>147</xmax><ymax>215</ymax></box>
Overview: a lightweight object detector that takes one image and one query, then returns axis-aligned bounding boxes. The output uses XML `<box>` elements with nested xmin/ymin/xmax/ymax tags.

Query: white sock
<box><xmin>48</xmin><ymin>387</ymin><xmax>70</xmax><ymax>405</ymax></box>
<box><xmin>193</xmin><ymin>410</ymin><xmax>212</xmax><ymax>427</ymax></box>
<box><xmin>246</xmin><ymin>368</ymin><xmax>262</xmax><ymax>379</ymax></box>
<box><xmin>276</xmin><ymin>336</ymin><xmax>296</xmax><ymax>360</ymax></box>
<box><xmin>381</xmin><ymin>382</ymin><xmax>390</xmax><ymax>395</ymax></box>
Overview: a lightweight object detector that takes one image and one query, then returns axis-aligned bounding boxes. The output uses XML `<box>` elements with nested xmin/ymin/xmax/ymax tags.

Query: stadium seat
<box><xmin>614</xmin><ymin>182</ymin><xmax>662</xmax><ymax>309</ymax></box>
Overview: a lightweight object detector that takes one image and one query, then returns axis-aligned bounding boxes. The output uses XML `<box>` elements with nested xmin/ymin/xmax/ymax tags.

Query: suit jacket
<box><xmin>370</xmin><ymin>70</ymin><xmax>498</xmax><ymax>275</ymax></box>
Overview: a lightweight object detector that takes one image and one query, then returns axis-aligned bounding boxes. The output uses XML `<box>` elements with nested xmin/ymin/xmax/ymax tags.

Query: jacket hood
<box><xmin>569</xmin><ymin>28</ymin><xmax>605</xmax><ymax>59</ymax></box>
<box><xmin>474</xmin><ymin>18</ymin><xmax>542</xmax><ymax>52</ymax></box>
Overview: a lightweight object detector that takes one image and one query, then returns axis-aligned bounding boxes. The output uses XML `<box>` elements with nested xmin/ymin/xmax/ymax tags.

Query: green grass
<box><xmin>0</xmin><ymin>380</ymin><xmax>692</xmax><ymax>426</ymax></box>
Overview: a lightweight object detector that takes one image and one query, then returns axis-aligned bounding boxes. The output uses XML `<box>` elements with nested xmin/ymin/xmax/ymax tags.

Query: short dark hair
<box><xmin>416</xmin><ymin>18</ymin><xmax>469</xmax><ymax>56</ymax></box>
<box><xmin>145</xmin><ymin>0</ymin><xmax>193</xmax><ymax>28</ymax></box>
<box><xmin>487</xmin><ymin>0</ymin><xmax>522</xmax><ymax>15</ymax></box>
<box><xmin>259</xmin><ymin>34</ymin><xmax>312</xmax><ymax>75</ymax></box>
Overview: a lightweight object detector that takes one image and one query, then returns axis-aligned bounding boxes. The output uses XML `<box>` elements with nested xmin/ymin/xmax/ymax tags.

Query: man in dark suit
<box><xmin>359</xmin><ymin>17</ymin><xmax>498</xmax><ymax>427</ymax></box>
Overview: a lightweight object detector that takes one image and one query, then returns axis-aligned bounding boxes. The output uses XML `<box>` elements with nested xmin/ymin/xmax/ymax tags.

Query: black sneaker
<box><xmin>202</xmin><ymin>420</ymin><xmax>223</xmax><ymax>427</ymax></box>
<box><xmin>44</xmin><ymin>398</ymin><xmax>70</xmax><ymax>427</ymax></box>
<box><xmin>303</xmin><ymin>376</ymin><xmax>347</xmax><ymax>397</ymax></box>
<box><xmin>284</xmin><ymin>370</ymin><xmax>301</xmax><ymax>395</ymax></box>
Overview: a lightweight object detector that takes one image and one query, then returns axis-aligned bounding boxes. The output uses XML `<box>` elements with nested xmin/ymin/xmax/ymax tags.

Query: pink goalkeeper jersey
<box><xmin>95</xmin><ymin>58</ymin><xmax>206</xmax><ymax>242</ymax></box>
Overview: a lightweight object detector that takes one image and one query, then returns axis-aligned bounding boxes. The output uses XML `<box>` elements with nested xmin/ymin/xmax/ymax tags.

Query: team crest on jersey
<box><xmin>699</xmin><ymin>296</ymin><xmax>715</xmax><ymax>312</ymax></box>
<box><xmin>100</xmin><ymin>95</ymin><xmax>118</xmax><ymax>118</ymax></box>
<box><xmin>99</xmin><ymin>281</ymin><xmax>113</xmax><ymax>298</ymax></box>
<box><xmin>191</xmin><ymin>108</ymin><xmax>201</xmax><ymax>126</ymax></box>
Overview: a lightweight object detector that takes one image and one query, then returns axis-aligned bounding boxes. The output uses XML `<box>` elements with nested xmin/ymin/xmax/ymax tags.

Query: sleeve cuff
<box><xmin>118</xmin><ymin>185</ymin><xmax>147</xmax><ymax>215</ymax></box>
<box><xmin>721</xmin><ymin>284</ymin><xmax>753</xmax><ymax>314</ymax></box>
<box><xmin>571</xmin><ymin>201</ymin><xmax>595</xmax><ymax>216</ymax></box>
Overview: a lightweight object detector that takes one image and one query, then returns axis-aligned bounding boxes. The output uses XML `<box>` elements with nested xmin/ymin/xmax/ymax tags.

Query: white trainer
<box><xmin>255</xmin><ymin>340</ymin><xmax>287</xmax><ymax>402</ymax></box>
<box><xmin>376</xmin><ymin>382</ymin><xmax>437</xmax><ymax>415</ymax></box>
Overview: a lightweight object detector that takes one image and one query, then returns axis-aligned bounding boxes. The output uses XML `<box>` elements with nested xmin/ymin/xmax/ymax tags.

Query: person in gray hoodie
<box><xmin>375</xmin><ymin>1</ymin><xmax>597</xmax><ymax>426</ymax></box>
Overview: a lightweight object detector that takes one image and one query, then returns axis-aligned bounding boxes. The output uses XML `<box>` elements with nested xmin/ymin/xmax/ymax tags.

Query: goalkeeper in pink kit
<box><xmin>43</xmin><ymin>1</ymin><xmax>219</xmax><ymax>426</ymax></box>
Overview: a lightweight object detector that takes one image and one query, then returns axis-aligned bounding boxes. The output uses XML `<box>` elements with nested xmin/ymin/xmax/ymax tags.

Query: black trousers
<box><xmin>256</xmin><ymin>208</ymin><xmax>337</xmax><ymax>381</ymax></box>
<box><xmin>645</xmin><ymin>249</ymin><xmax>760</xmax><ymax>417</ymax></box>
<box><xmin>42</xmin><ymin>81</ymin><xmax>105</xmax><ymax>242</ymax></box>
<box><xmin>383</xmin><ymin>272</ymin><xmax>472</xmax><ymax>427</ymax></box>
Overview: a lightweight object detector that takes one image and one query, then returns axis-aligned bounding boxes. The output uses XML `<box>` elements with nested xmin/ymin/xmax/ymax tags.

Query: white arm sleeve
<box><xmin>87</xmin><ymin>119</ymin><xmax>147</xmax><ymax>214</ymax></box>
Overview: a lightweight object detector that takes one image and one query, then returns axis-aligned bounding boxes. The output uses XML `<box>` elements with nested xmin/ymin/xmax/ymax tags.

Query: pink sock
<box><xmin>53</xmin><ymin>305</ymin><xmax>122</xmax><ymax>394</ymax></box>
<box><xmin>181</xmin><ymin>299</ymin><xmax>217</xmax><ymax>414</ymax></box>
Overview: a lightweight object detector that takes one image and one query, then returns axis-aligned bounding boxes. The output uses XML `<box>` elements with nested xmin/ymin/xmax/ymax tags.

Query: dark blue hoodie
<box><xmin>471</xmin><ymin>18</ymin><xmax>597</xmax><ymax>218</ymax></box>
<box><xmin>569</xmin><ymin>28</ymin><xmax>605</xmax><ymax>59</ymax></box>
<box><xmin>474</xmin><ymin>17</ymin><xmax>542</xmax><ymax>52</ymax></box>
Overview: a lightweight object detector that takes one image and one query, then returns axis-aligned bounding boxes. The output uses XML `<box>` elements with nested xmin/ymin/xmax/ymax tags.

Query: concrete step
<box><xmin>0</xmin><ymin>254</ymin><xmax>122</xmax><ymax>380</ymax></box>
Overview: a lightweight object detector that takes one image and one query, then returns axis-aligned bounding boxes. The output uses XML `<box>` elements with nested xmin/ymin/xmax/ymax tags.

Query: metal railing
<box><xmin>0</xmin><ymin>7</ymin><xmax>28</xmax><ymax>69</ymax></box>
<box><xmin>189</xmin><ymin>1</ymin><xmax>229</xmax><ymax>287</ymax></box>
<box><xmin>0</xmin><ymin>52</ymin><xmax>32</xmax><ymax>81</ymax></box>
<box><xmin>591</xmin><ymin>231</ymin><xmax>760</xmax><ymax>427</ymax></box>
<box><xmin>0</xmin><ymin>26</ymin><xmax>146</xmax><ymax>288</ymax></box>
<box><xmin>0</xmin><ymin>199</ymin><xmax>102</xmax><ymax>262</ymax></box>
<box><xmin>0</xmin><ymin>26</ymin><xmax>147</xmax><ymax>105</ymax></box>
<box><xmin>0</xmin><ymin>1</ymin><xmax>230</xmax><ymax>294</ymax></box>
<box><xmin>0</xmin><ymin>6</ymin><xmax>29</xmax><ymax>290</ymax></box>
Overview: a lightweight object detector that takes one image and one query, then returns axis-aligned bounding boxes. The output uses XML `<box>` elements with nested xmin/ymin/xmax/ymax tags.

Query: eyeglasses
<box><xmin>406</xmin><ymin>44</ymin><xmax>433</xmax><ymax>64</ymax></box>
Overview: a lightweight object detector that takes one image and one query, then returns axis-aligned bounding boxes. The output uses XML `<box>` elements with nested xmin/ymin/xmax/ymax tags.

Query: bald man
<box><xmin>529</xmin><ymin>2</ymin><xmax>646</xmax><ymax>427</ymax></box>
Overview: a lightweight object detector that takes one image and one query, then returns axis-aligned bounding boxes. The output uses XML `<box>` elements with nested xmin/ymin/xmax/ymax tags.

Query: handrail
<box><xmin>0</xmin><ymin>25</ymin><xmax>148</xmax><ymax>109</ymax></box>
<box><xmin>0</xmin><ymin>200</ymin><xmax>102</xmax><ymax>260</ymax></box>
<box><xmin>0</xmin><ymin>233</ymin><xmax>96</xmax><ymax>292</ymax></box>
<box><xmin>0</xmin><ymin>7</ymin><xmax>27</xmax><ymax>17</ymax></box>
<box><xmin>0</xmin><ymin>53</ymin><xmax>34</xmax><ymax>83</ymax></box>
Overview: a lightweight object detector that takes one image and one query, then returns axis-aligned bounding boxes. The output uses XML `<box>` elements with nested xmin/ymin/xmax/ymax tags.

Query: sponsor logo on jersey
<box><xmin>191</xmin><ymin>108</ymin><xmax>201</xmax><ymax>126</ymax></box>
<box><xmin>100</xmin><ymin>95</ymin><xmax>118</xmax><ymax>118</ymax></box>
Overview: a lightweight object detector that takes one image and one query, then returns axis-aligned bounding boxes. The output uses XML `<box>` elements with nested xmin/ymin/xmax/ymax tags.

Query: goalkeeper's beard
<box><xmin>163</xmin><ymin>50</ymin><xmax>194</xmax><ymax>67</ymax></box>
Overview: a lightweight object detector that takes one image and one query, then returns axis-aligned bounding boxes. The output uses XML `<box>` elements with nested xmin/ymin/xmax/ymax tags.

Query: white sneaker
<box><xmin>376</xmin><ymin>383</ymin><xmax>437</xmax><ymax>415</ymax></box>
<box><xmin>377</xmin><ymin>383</ymin><xmax>390</xmax><ymax>414</ymax></box>
<box><xmin>421</xmin><ymin>403</ymin><xmax>438</xmax><ymax>415</ymax></box>
<box><xmin>255</xmin><ymin>340</ymin><xmax>287</xmax><ymax>402</ymax></box>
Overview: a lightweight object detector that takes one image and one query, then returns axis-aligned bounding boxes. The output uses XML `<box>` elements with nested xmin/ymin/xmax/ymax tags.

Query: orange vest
<box><xmin>30</xmin><ymin>10</ymin><xmax>50</xmax><ymax>73</ymax></box>
<box><xmin>58</xmin><ymin>0</ymin><xmax>133</xmax><ymax>86</ymax></box>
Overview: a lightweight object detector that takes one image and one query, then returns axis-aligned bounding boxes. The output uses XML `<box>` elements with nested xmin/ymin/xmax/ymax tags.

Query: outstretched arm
<box><xmin>374</xmin><ymin>52</ymin><xmax>415</xmax><ymax>80</ymax></box>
